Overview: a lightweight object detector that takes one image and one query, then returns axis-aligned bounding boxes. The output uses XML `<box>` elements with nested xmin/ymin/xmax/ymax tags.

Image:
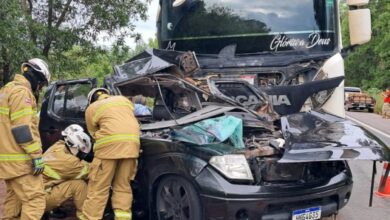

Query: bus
<box><xmin>156</xmin><ymin>0</ymin><xmax>372</xmax><ymax>117</ymax></box>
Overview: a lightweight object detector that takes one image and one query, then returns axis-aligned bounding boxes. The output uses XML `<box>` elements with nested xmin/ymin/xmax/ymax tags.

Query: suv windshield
<box><xmin>159</xmin><ymin>0</ymin><xmax>337</xmax><ymax>54</ymax></box>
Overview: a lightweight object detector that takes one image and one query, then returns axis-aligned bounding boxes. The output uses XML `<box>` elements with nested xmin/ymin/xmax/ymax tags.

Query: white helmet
<box><xmin>62</xmin><ymin>124</ymin><xmax>92</xmax><ymax>155</ymax></box>
<box><xmin>21</xmin><ymin>58</ymin><xmax>51</xmax><ymax>83</ymax></box>
<box><xmin>87</xmin><ymin>88</ymin><xmax>110</xmax><ymax>105</ymax></box>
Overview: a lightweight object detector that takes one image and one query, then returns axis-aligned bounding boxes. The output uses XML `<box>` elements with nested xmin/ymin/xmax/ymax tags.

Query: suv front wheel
<box><xmin>155</xmin><ymin>176</ymin><xmax>202</xmax><ymax>220</ymax></box>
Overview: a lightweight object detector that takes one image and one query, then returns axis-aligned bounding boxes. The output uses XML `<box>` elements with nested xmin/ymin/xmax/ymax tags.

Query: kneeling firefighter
<box><xmin>3</xmin><ymin>124</ymin><xmax>92</xmax><ymax>219</ymax></box>
<box><xmin>81</xmin><ymin>88</ymin><xmax>140</xmax><ymax>220</ymax></box>
<box><xmin>42</xmin><ymin>124</ymin><xmax>92</xmax><ymax>219</ymax></box>
<box><xmin>1</xmin><ymin>58</ymin><xmax>51</xmax><ymax>220</ymax></box>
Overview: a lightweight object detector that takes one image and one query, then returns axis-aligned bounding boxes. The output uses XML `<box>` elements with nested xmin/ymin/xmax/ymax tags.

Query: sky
<box><xmin>96</xmin><ymin>0</ymin><xmax>159</xmax><ymax>48</ymax></box>
<box><xmin>133</xmin><ymin>0</ymin><xmax>159</xmax><ymax>43</ymax></box>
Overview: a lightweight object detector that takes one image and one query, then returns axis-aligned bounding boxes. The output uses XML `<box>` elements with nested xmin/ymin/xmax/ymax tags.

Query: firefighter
<box><xmin>0</xmin><ymin>58</ymin><xmax>51</xmax><ymax>220</ymax></box>
<box><xmin>43</xmin><ymin>124</ymin><xmax>91</xmax><ymax>219</ymax></box>
<box><xmin>81</xmin><ymin>88</ymin><xmax>140</xmax><ymax>220</ymax></box>
<box><xmin>4</xmin><ymin>124</ymin><xmax>92</xmax><ymax>219</ymax></box>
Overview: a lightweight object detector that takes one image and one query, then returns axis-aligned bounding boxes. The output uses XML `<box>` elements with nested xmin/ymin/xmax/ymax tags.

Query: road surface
<box><xmin>327</xmin><ymin>111</ymin><xmax>390</xmax><ymax>220</ymax></box>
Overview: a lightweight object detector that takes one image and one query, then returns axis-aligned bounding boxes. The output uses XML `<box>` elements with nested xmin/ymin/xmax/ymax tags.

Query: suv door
<box><xmin>39</xmin><ymin>78</ymin><xmax>97</xmax><ymax>150</ymax></box>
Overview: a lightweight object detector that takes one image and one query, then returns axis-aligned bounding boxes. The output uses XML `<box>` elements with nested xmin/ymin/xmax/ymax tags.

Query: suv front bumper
<box><xmin>195</xmin><ymin>166</ymin><xmax>353</xmax><ymax>220</ymax></box>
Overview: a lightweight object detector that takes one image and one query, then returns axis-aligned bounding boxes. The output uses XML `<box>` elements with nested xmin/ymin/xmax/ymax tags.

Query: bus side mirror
<box><xmin>347</xmin><ymin>0</ymin><xmax>369</xmax><ymax>6</ymax></box>
<box><xmin>348</xmin><ymin>9</ymin><xmax>371</xmax><ymax>45</ymax></box>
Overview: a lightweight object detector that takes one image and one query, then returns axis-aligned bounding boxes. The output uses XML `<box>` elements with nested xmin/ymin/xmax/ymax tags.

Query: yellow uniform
<box><xmin>4</xmin><ymin>140</ymin><xmax>89</xmax><ymax>219</ymax></box>
<box><xmin>82</xmin><ymin>95</ymin><xmax>140</xmax><ymax>220</ymax></box>
<box><xmin>43</xmin><ymin>140</ymin><xmax>89</xmax><ymax>218</ymax></box>
<box><xmin>0</xmin><ymin>74</ymin><xmax>45</xmax><ymax>220</ymax></box>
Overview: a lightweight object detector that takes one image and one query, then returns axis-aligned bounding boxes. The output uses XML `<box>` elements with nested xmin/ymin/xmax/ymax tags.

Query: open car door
<box><xmin>39</xmin><ymin>78</ymin><xmax>97</xmax><ymax>150</ymax></box>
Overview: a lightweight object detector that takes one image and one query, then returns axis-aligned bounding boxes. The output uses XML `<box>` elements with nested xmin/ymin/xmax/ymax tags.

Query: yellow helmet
<box><xmin>87</xmin><ymin>88</ymin><xmax>110</xmax><ymax>105</ymax></box>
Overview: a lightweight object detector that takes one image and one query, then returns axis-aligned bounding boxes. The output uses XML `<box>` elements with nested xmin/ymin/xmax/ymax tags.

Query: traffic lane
<box><xmin>346</xmin><ymin>111</ymin><xmax>390</xmax><ymax>146</ymax></box>
<box><xmin>323</xmin><ymin>111</ymin><xmax>390</xmax><ymax>220</ymax></box>
<box><xmin>330</xmin><ymin>161</ymin><xmax>390</xmax><ymax>220</ymax></box>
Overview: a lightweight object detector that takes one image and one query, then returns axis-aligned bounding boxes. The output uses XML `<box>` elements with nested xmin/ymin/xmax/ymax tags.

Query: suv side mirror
<box><xmin>347</xmin><ymin>0</ymin><xmax>371</xmax><ymax>46</ymax></box>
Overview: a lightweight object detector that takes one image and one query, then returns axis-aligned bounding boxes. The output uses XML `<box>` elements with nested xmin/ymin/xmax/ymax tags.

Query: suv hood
<box><xmin>279</xmin><ymin>111</ymin><xmax>390</xmax><ymax>162</ymax></box>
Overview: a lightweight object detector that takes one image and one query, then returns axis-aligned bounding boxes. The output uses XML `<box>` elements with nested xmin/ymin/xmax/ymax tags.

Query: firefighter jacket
<box><xmin>42</xmin><ymin>140</ymin><xmax>89</xmax><ymax>190</ymax></box>
<box><xmin>85</xmin><ymin>95</ymin><xmax>140</xmax><ymax>159</ymax></box>
<box><xmin>0</xmin><ymin>74</ymin><xmax>42</xmax><ymax>179</ymax></box>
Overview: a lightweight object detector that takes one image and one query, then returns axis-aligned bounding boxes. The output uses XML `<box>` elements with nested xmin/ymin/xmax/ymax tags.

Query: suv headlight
<box><xmin>209</xmin><ymin>155</ymin><xmax>253</xmax><ymax>181</ymax></box>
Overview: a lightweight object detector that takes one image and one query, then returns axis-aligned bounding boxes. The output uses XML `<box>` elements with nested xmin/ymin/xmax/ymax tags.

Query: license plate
<box><xmin>292</xmin><ymin>206</ymin><xmax>321</xmax><ymax>220</ymax></box>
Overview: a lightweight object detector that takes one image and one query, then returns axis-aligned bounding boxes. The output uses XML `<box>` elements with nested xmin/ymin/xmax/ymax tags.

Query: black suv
<box><xmin>39</xmin><ymin>49</ymin><xmax>390</xmax><ymax>220</ymax></box>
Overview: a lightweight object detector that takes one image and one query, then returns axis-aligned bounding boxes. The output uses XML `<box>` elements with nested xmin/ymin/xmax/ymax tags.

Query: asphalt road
<box><xmin>323</xmin><ymin>111</ymin><xmax>390</xmax><ymax>220</ymax></box>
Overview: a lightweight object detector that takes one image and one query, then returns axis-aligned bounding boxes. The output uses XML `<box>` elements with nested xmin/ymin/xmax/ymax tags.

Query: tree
<box><xmin>0</xmin><ymin>0</ymin><xmax>38</xmax><ymax>86</ymax></box>
<box><xmin>343</xmin><ymin>0</ymin><xmax>390</xmax><ymax>90</ymax></box>
<box><xmin>22</xmin><ymin>0</ymin><xmax>150</xmax><ymax>57</ymax></box>
<box><xmin>0</xmin><ymin>0</ymin><xmax>151</xmax><ymax>83</ymax></box>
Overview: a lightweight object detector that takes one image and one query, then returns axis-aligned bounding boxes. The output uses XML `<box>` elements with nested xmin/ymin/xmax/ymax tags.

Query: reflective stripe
<box><xmin>93</xmin><ymin>101</ymin><xmax>134</xmax><ymax>123</ymax></box>
<box><xmin>43</xmin><ymin>165</ymin><xmax>61</xmax><ymax>180</ymax></box>
<box><xmin>5</xmin><ymin>82</ymin><xmax>14</xmax><ymax>87</ymax></box>
<box><xmin>0</xmin><ymin>107</ymin><xmax>9</xmax><ymax>116</ymax></box>
<box><xmin>76</xmin><ymin>164</ymin><xmax>89</xmax><ymax>179</ymax></box>
<box><xmin>95</xmin><ymin>134</ymin><xmax>140</xmax><ymax>149</ymax></box>
<box><xmin>10</xmin><ymin>108</ymin><xmax>35</xmax><ymax>121</ymax></box>
<box><xmin>114</xmin><ymin>210</ymin><xmax>131</xmax><ymax>219</ymax></box>
<box><xmin>78</xmin><ymin>213</ymin><xmax>87</xmax><ymax>220</ymax></box>
<box><xmin>0</xmin><ymin>154</ymin><xmax>31</xmax><ymax>161</ymax></box>
<box><xmin>24</xmin><ymin>142</ymin><xmax>41</xmax><ymax>153</ymax></box>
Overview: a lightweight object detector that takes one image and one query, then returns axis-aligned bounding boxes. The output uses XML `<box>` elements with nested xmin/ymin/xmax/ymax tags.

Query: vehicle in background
<box><xmin>344</xmin><ymin>86</ymin><xmax>375</xmax><ymax>112</ymax></box>
<box><xmin>157</xmin><ymin>0</ymin><xmax>373</xmax><ymax>118</ymax></box>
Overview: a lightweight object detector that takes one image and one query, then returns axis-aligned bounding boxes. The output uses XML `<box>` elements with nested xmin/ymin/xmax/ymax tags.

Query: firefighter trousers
<box><xmin>82</xmin><ymin>158</ymin><xmax>138</xmax><ymax>220</ymax></box>
<box><xmin>3</xmin><ymin>174</ymin><xmax>46</xmax><ymax>220</ymax></box>
<box><xmin>3</xmin><ymin>178</ymin><xmax>87</xmax><ymax>219</ymax></box>
<box><xmin>46</xmin><ymin>179</ymin><xmax>88</xmax><ymax>218</ymax></box>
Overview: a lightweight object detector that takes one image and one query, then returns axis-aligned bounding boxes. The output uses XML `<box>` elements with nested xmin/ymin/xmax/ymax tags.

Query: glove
<box><xmin>32</xmin><ymin>157</ymin><xmax>45</xmax><ymax>175</ymax></box>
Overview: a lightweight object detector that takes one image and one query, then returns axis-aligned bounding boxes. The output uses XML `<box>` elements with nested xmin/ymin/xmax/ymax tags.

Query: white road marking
<box><xmin>346</xmin><ymin>115</ymin><xmax>390</xmax><ymax>140</ymax></box>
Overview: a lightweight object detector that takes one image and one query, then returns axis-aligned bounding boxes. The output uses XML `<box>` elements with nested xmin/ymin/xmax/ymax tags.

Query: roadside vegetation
<box><xmin>341</xmin><ymin>0</ymin><xmax>390</xmax><ymax>91</ymax></box>
<box><xmin>366</xmin><ymin>88</ymin><xmax>384</xmax><ymax>114</ymax></box>
<box><xmin>340</xmin><ymin>0</ymin><xmax>389</xmax><ymax>115</ymax></box>
<box><xmin>0</xmin><ymin>0</ymin><xmax>154</xmax><ymax>86</ymax></box>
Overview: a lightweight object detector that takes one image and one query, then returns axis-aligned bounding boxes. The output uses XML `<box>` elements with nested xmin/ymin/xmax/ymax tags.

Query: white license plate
<box><xmin>292</xmin><ymin>206</ymin><xmax>321</xmax><ymax>220</ymax></box>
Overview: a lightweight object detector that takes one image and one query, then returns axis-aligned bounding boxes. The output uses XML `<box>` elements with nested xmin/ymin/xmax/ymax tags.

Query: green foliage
<box><xmin>367</xmin><ymin>88</ymin><xmax>382</xmax><ymax>97</ymax></box>
<box><xmin>49</xmin><ymin>38</ymin><xmax>154</xmax><ymax>85</ymax></box>
<box><xmin>343</xmin><ymin>0</ymin><xmax>390</xmax><ymax>90</ymax></box>
<box><xmin>0</xmin><ymin>0</ymin><xmax>39</xmax><ymax>85</ymax></box>
<box><xmin>0</xmin><ymin>0</ymin><xmax>151</xmax><ymax>84</ymax></box>
<box><xmin>373</xmin><ymin>93</ymin><xmax>384</xmax><ymax>114</ymax></box>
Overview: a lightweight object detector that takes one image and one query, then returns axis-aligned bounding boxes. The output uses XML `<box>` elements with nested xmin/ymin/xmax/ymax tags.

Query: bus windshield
<box><xmin>158</xmin><ymin>0</ymin><xmax>337</xmax><ymax>54</ymax></box>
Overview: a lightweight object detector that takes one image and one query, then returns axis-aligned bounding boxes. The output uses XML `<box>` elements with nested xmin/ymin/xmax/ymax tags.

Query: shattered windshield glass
<box><xmin>159</xmin><ymin>0</ymin><xmax>337</xmax><ymax>54</ymax></box>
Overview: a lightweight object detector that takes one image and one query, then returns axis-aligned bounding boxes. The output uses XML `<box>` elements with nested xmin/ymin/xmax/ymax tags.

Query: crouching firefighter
<box><xmin>81</xmin><ymin>88</ymin><xmax>140</xmax><ymax>220</ymax></box>
<box><xmin>42</xmin><ymin>124</ymin><xmax>92</xmax><ymax>219</ymax></box>
<box><xmin>0</xmin><ymin>58</ymin><xmax>51</xmax><ymax>220</ymax></box>
<box><xmin>2</xmin><ymin>124</ymin><xmax>92</xmax><ymax>219</ymax></box>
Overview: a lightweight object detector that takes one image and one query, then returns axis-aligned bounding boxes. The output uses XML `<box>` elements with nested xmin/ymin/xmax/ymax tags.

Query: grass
<box><xmin>372</xmin><ymin>93</ymin><xmax>384</xmax><ymax>114</ymax></box>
